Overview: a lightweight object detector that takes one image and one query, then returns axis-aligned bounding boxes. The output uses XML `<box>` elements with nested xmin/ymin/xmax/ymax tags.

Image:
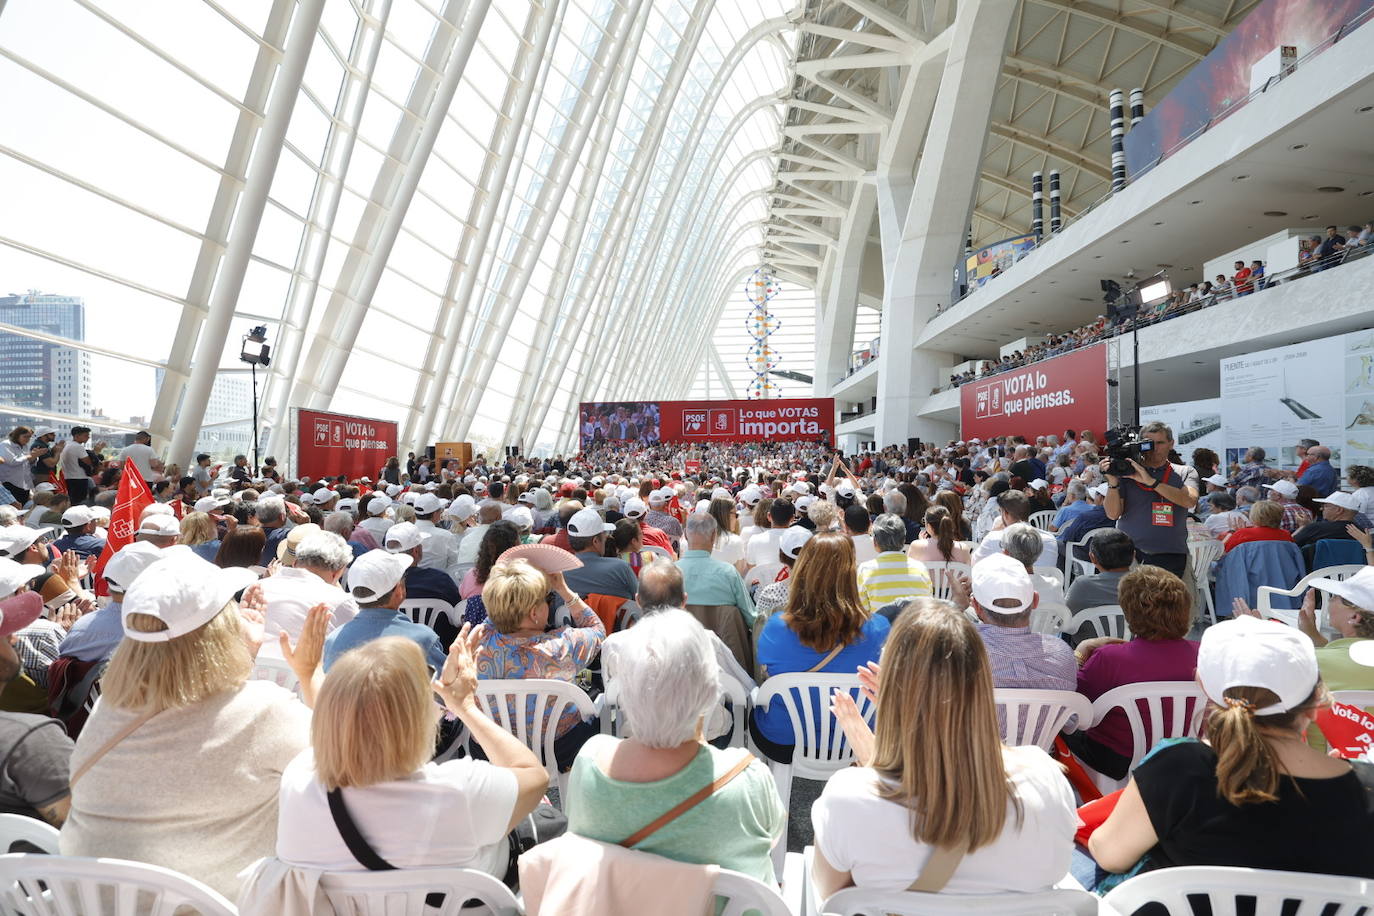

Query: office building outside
<box><xmin>153</xmin><ymin>369</ymin><xmax>254</xmax><ymax>461</ymax></box>
<box><xmin>0</xmin><ymin>291</ymin><xmax>92</xmax><ymax>436</ymax></box>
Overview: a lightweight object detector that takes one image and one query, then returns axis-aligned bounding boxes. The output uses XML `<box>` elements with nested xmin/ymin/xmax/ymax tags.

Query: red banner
<box><xmin>959</xmin><ymin>345</ymin><xmax>1107</xmax><ymax>443</ymax></box>
<box><xmin>579</xmin><ymin>398</ymin><xmax>835</xmax><ymax>449</ymax></box>
<box><xmin>91</xmin><ymin>458</ymin><xmax>154</xmax><ymax>597</ymax></box>
<box><xmin>292</xmin><ymin>408</ymin><xmax>399</xmax><ymax>482</ymax></box>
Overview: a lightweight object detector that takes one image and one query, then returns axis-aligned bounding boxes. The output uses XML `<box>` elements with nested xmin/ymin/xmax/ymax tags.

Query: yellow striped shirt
<box><xmin>857</xmin><ymin>552</ymin><xmax>933</xmax><ymax>614</ymax></box>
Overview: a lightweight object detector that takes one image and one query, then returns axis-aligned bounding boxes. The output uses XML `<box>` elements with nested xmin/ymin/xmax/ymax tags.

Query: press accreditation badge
<box><xmin>1150</xmin><ymin>502</ymin><xmax>1174</xmax><ymax>526</ymax></box>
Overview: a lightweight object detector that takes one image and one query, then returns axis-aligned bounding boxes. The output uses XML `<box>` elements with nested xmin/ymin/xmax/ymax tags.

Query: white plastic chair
<box><xmin>1101</xmin><ymin>865</ymin><xmax>1374</xmax><ymax>915</ymax></box>
<box><xmin>1081</xmin><ymin>680</ymin><xmax>1208</xmax><ymax>793</ymax></box>
<box><xmin>601</xmin><ymin>669</ymin><xmax>750</xmax><ymax>748</ymax></box>
<box><xmin>1034</xmin><ymin>565</ymin><xmax>1066</xmax><ymax>590</ymax></box>
<box><xmin>1061</xmin><ymin>535</ymin><xmax>1097</xmax><ymax>587</ymax></box>
<box><xmin>1257</xmin><ymin>564</ymin><xmax>1366</xmax><ymax>631</ymax></box>
<box><xmin>319</xmin><ymin>865</ymin><xmax>522</xmax><ymax>915</ymax></box>
<box><xmin>80</xmin><ymin>677</ymin><xmax>102</xmax><ymax>715</ymax></box>
<box><xmin>1028</xmin><ymin>509</ymin><xmax>1057</xmax><ymax>532</ymax></box>
<box><xmin>994</xmin><ymin>688</ymin><xmax>1091</xmax><ymax>750</ymax></box>
<box><xmin>0</xmin><ymin>815</ymin><xmax>60</xmax><ymax>854</ymax></box>
<box><xmin>821</xmin><ymin>886</ymin><xmax>1100</xmax><ymax>915</ymax></box>
<box><xmin>922</xmin><ymin>561</ymin><xmax>971</xmax><ymax>603</ymax></box>
<box><xmin>614</xmin><ymin>599</ymin><xmax>642</xmax><ymax>631</ymax></box>
<box><xmin>1030</xmin><ymin>601</ymin><xmax>1070</xmax><ymax>635</ymax></box>
<box><xmin>1187</xmin><ymin>537</ymin><xmax>1224</xmax><ymax>625</ymax></box>
<box><xmin>1066</xmin><ymin>604</ymin><xmax>1129</xmax><ymax>639</ymax></box>
<box><xmin>752</xmin><ymin>673</ymin><xmax>873</xmax><ymax>877</ymax></box>
<box><xmin>251</xmin><ymin>655</ymin><xmax>302</xmax><ymax>697</ymax></box>
<box><xmin>1332</xmin><ymin>688</ymin><xmax>1374</xmax><ymax>710</ymax></box>
<box><xmin>398</xmin><ymin>598</ymin><xmax>458</xmax><ymax>630</ymax></box>
<box><xmin>0</xmin><ymin>853</ymin><xmax>238</xmax><ymax>915</ymax></box>
<box><xmin>471</xmin><ymin>678</ymin><xmax>596</xmax><ymax>804</ymax></box>
<box><xmin>716</xmin><ymin>869</ymin><xmax>793</xmax><ymax>916</ymax></box>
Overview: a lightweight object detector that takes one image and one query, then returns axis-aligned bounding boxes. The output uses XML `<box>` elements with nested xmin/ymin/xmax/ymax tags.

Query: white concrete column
<box><xmin>167</xmin><ymin>0</ymin><xmax>327</xmax><ymax>468</ymax></box>
<box><xmin>814</xmin><ymin>180</ymin><xmax>875</xmax><ymax>395</ymax></box>
<box><xmin>874</xmin><ymin>0</ymin><xmax>1014</xmax><ymax>448</ymax></box>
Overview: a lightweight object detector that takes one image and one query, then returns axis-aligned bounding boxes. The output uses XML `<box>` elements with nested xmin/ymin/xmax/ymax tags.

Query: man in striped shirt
<box><xmin>856</xmin><ymin>514</ymin><xmax>932</xmax><ymax>613</ymax></box>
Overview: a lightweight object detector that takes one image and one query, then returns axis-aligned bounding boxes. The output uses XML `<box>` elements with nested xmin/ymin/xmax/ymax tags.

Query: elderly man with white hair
<box><xmin>564</xmin><ymin>608</ymin><xmax>784</xmax><ymax>885</ymax></box>
<box><xmin>1052</xmin><ymin>479</ymin><xmax>1092</xmax><ymax>533</ymax></box>
<box><xmin>645</xmin><ymin>488</ymin><xmax>683</xmax><ymax>542</ymax></box>
<box><xmin>255</xmin><ymin>531</ymin><xmax>357</xmax><ymax>655</ymax></box>
<box><xmin>255</xmin><ymin>497</ymin><xmax>291</xmax><ymax>566</ymax></box>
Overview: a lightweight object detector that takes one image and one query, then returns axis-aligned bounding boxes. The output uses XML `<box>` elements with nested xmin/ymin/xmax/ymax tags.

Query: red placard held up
<box><xmin>1316</xmin><ymin>701</ymin><xmax>1374</xmax><ymax>759</ymax></box>
<box><xmin>90</xmin><ymin>458</ymin><xmax>154</xmax><ymax>597</ymax></box>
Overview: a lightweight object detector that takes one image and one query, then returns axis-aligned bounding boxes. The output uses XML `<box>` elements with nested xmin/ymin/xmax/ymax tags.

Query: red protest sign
<box><xmin>1316</xmin><ymin>701</ymin><xmax>1374</xmax><ymax>759</ymax></box>
<box><xmin>90</xmin><ymin>458</ymin><xmax>154</xmax><ymax>597</ymax></box>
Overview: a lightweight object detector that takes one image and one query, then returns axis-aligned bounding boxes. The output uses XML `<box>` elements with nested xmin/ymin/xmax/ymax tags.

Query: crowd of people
<box><xmin>1</xmin><ymin>419</ymin><xmax>1372</xmax><ymax>911</ymax></box>
<box><xmin>948</xmin><ymin>222</ymin><xmax>1373</xmax><ymax>390</ymax></box>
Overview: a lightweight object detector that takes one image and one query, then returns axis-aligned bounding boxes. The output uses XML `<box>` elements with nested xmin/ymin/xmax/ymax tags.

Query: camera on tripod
<box><xmin>1103</xmin><ymin>425</ymin><xmax>1155</xmax><ymax>477</ymax></box>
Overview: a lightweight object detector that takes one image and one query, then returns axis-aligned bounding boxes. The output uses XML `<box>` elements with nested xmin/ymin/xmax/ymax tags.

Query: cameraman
<box><xmin>1100</xmin><ymin>421</ymin><xmax>1198</xmax><ymax>578</ymax></box>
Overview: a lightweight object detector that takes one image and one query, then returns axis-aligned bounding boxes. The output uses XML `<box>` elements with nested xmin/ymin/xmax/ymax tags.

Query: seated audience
<box><xmin>1223</xmin><ymin>499</ymin><xmax>1292</xmax><ymax>553</ymax></box>
<box><xmin>324</xmin><ymin>549</ymin><xmax>444</xmax><ymax>672</ymax></box>
<box><xmin>59</xmin><ymin>541</ymin><xmax>164</xmax><ymax>665</ymax></box>
<box><xmin>1201</xmin><ymin>491</ymin><xmax>1244</xmax><ymax>538</ymax></box>
<box><xmin>857</xmin><ymin>514</ymin><xmax>932</xmax><ymax>613</ymax></box>
<box><xmin>0</xmin><ymin>559</ymin><xmax>73</xmax><ymax>825</ymax></box>
<box><xmin>1064</xmin><ymin>529</ymin><xmax>1134</xmax><ymax>613</ymax></box>
<box><xmin>753</xmin><ymin>532</ymin><xmax>889</xmax><ymax>762</ymax></box>
<box><xmin>215</xmin><ymin>526</ymin><xmax>268</xmax><ymax>573</ymax></box>
<box><xmin>473</xmin><ymin>559</ymin><xmax>605</xmax><ymax>770</ymax></box>
<box><xmin>753</xmin><ymin>526</ymin><xmax>811</xmax><ymax>619</ymax></box>
<box><xmin>60</xmin><ymin>549</ymin><xmax>321</xmax><ymax>899</ymax></box>
<box><xmin>842</xmin><ymin>505</ymin><xmax>878</xmax><ymax>565</ymax></box>
<box><xmin>677</xmin><ymin>513</ymin><xmax>755</xmax><ymax>669</ymax></box>
<box><xmin>1261</xmin><ymin>479</ymin><xmax>1313</xmax><ymax>533</ymax></box>
<box><xmin>258</xmin><ymin>531</ymin><xmax>357</xmax><ymax>652</ymax></box>
<box><xmin>568</xmin><ymin>610</ymin><xmax>783</xmax><ymax>883</ymax></box>
<box><xmin>1293</xmin><ymin>491</ymin><xmax>1364</xmax><ymax>549</ymax></box>
<box><xmin>1090</xmin><ymin>616</ymin><xmax>1374</xmax><ymax>880</ymax></box>
<box><xmin>746</xmin><ymin>498</ymin><xmax>795</xmax><ymax>568</ymax></box>
<box><xmin>906</xmin><ymin>505</ymin><xmax>970</xmax><ymax>566</ymax></box>
<box><xmin>1000</xmin><ymin>522</ymin><xmax>1064</xmax><ymax>605</ymax></box>
<box><xmin>970</xmin><ymin>554</ymin><xmax>1074</xmax><ymax>692</ymax></box>
<box><xmin>706</xmin><ymin>495</ymin><xmax>746</xmax><ymax>570</ymax></box>
<box><xmin>263</xmin><ymin>634</ymin><xmax>546</xmax><ymax>890</ymax></box>
<box><xmin>972</xmin><ymin>490</ymin><xmax>1057</xmax><ymax>568</ymax></box>
<box><xmin>1062</xmin><ymin>566</ymin><xmax>1199</xmax><ymax>780</ymax></box>
<box><xmin>813</xmin><ymin>599</ymin><xmax>1075</xmax><ymax>896</ymax></box>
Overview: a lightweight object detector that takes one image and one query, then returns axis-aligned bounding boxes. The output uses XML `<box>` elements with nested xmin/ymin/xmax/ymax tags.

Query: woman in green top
<box><xmin>565</xmin><ymin>609</ymin><xmax>785</xmax><ymax>884</ymax></box>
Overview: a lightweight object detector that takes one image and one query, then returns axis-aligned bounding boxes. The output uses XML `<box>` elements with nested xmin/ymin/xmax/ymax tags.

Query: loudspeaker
<box><xmin>908</xmin><ymin>438</ymin><xmax>921</xmax><ymax>453</ymax></box>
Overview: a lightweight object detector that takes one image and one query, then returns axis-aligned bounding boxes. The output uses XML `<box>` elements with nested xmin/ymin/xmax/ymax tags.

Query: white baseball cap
<box><xmin>971</xmin><ymin>553</ymin><xmax>1034</xmax><ymax>615</ymax></box>
<box><xmin>1090</xmin><ymin>483</ymin><xmax>1110</xmax><ymax>498</ymax></box>
<box><xmin>89</xmin><ymin>506</ymin><xmax>110</xmax><ymax>522</ymax></box>
<box><xmin>740</xmin><ymin>485</ymin><xmax>762</xmax><ymax>505</ymax></box>
<box><xmin>623</xmin><ymin>498</ymin><xmax>647</xmax><ymax>519</ymax></box>
<box><xmin>1314</xmin><ymin>491</ymin><xmax>1360</xmax><ymax>512</ymax></box>
<box><xmin>647</xmin><ymin>490</ymin><xmax>667</xmax><ymax>505</ymax></box>
<box><xmin>384</xmin><ymin>521</ymin><xmax>429</xmax><ymax>553</ymax></box>
<box><xmin>0</xmin><ymin>526</ymin><xmax>48</xmax><ymax>559</ymax></box>
<box><xmin>120</xmin><ymin>547</ymin><xmax>259</xmax><ymax>642</ymax></box>
<box><xmin>335</xmin><ymin>498</ymin><xmax>359</xmax><ymax>514</ymax></box>
<box><xmin>103</xmin><ymin>541</ymin><xmax>166</xmax><ymax>592</ymax></box>
<box><xmin>366</xmin><ymin>495</ymin><xmax>393</xmax><ymax>516</ymax></box>
<box><xmin>1197</xmin><ymin>615</ymin><xmax>1318</xmax><ymax>716</ymax></box>
<box><xmin>1203</xmin><ymin>474</ymin><xmax>1229</xmax><ymax>487</ymax></box>
<box><xmin>33</xmin><ymin>426</ymin><xmax>55</xmax><ymax>438</ymax></box>
<box><xmin>518</xmin><ymin>491</ymin><xmax>535</xmax><ymax>504</ymax></box>
<box><xmin>836</xmin><ymin>481</ymin><xmax>857</xmax><ymax>498</ymax></box>
<box><xmin>567</xmin><ymin>507</ymin><xmax>614</xmax><ymax>537</ymax></box>
<box><xmin>446</xmin><ymin>494</ymin><xmax>477</xmax><ymax>521</ymax></box>
<box><xmin>1028</xmin><ymin>479</ymin><xmax>1048</xmax><ymax>491</ymax></box>
<box><xmin>413</xmin><ymin>493</ymin><xmax>443</xmax><ymax>515</ymax></box>
<box><xmin>349</xmin><ymin>549</ymin><xmax>412</xmax><ymax>601</ymax></box>
<box><xmin>0</xmin><ymin>557</ymin><xmax>46</xmax><ymax>601</ymax></box>
<box><xmin>1263</xmin><ymin>479</ymin><xmax>1299</xmax><ymax>499</ymax></box>
<box><xmin>780</xmin><ymin>526</ymin><xmax>812</xmax><ymax>559</ymax></box>
<box><xmin>137</xmin><ymin>515</ymin><xmax>181</xmax><ymax>537</ymax></box>
<box><xmin>193</xmin><ymin>496</ymin><xmax>225</xmax><ymax>514</ymax></box>
<box><xmin>1307</xmin><ymin>566</ymin><xmax>1374</xmax><ymax>613</ymax></box>
<box><xmin>62</xmin><ymin>505</ymin><xmax>95</xmax><ymax>527</ymax></box>
<box><xmin>503</xmin><ymin>505</ymin><xmax>533</xmax><ymax>528</ymax></box>
<box><xmin>312</xmin><ymin>488</ymin><xmax>336</xmax><ymax>504</ymax></box>
<box><xmin>796</xmin><ymin>495</ymin><xmax>816</xmax><ymax>510</ymax></box>
<box><xmin>33</xmin><ymin>482</ymin><xmax>57</xmax><ymax>493</ymax></box>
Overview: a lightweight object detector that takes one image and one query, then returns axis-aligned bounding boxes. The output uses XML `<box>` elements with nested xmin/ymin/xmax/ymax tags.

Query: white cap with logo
<box><xmin>1197</xmin><ymin>615</ymin><xmax>1318</xmax><ymax>716</ymax></box>
<box><xmin>970</xmin><ymin>553</ymin><xmax>1035</xmax><ymax>615</ymax></box>
<box><xmin>120</xmin><ymin>546</ymin><xmax>259</xmax><ymax>642</ymax></box>
<box><xmin>623</xmin><ymin>498</ymin><xmax>647</xmax><ymax>519</ymax></box>
<box><xmin>384</xmin><ymin>521</ymin><xmax>429</xmax><ymax>553</ymax></box>
<box><xmin>567</xmin><ymin>507</ymin><xmax>615</xmax><ymax>537</ymax></box>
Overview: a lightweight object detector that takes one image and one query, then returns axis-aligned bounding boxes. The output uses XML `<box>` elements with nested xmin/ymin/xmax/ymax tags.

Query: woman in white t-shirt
<box><xmin>1347</xmin><ymin>465</ymin><xmax>1374</xmax><ymax>519</ymax></box>
<box><xmin>812</xmin><ymin>598</ymin><xmax>1076</xmax><ymax>899</ymax></box>
<box><xmin>269</xmin><ymin>630</ymin><xmax>548</xmax><ymax>884</ymax></box>
<box><xmin>707</xmin><ymin>495</ymin><xmax>747</xmax><ymax>573</ymax></box>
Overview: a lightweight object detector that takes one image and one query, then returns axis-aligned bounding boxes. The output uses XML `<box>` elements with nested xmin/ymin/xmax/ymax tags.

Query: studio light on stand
<box><xmin>239</xmin><ymin>325</ymin><xmax>271</xmax><ymax>472</ymax></box>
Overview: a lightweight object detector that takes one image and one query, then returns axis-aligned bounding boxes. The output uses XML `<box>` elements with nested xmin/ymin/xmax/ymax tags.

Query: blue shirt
<box><xmin>1053</xmin><ymin>500</ymin><xmax>1094</xmax><ymax>530</ymax></box>
<box><xmin>53</xmin><ymin>532</ymin><xmax>106</xmax><ymax>559</ymax></box>
<box><xmin>1298</xmin><ymin>461</ymin><xmax>1337</xmax><ymax>498</ymax></box>
<box><xmin>59</xmin><ymin>601</ymin><xmax>125</xmax><ymax>663</ymax></box>
<box><xmin>190</xmin><ymin>540</ymin><xmax>221</xmax><ymax>563</ymax></box>
<box><xmin>261</xmin><ymin>524</ymin><xmax>291</xmax><ymax>567</ymax></box>
<box><xmin>754</xmin><ymin>613</ymin><xmax>890</xmax><ymax>745</ymax></box>
<box><xmin>323</xmin><ymin>607</ymin><xmax>446</xmax><ymax>672</ymax></box>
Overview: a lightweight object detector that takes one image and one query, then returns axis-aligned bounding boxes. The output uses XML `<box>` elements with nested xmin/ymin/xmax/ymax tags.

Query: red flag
<box><xmin>90</xmin><ymin>458</ymin><xmax>155</xmax><ymax>597</ymax></box>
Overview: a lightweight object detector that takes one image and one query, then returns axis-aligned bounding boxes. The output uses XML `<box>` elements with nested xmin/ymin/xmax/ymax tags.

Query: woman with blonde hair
<box><xmin>265</xmin><ymin>632</ymin><xmax>547</xmax><ymax>887</ymax></box>
<box><xmin>61</xmin><ymin>547</ymin><xmax>326</xmax><ymax>899</ymax></box>
<box><xmin>813</xmin><ymin>599</ymin><xmax>1075</xmax><ymax>897</ymax></box>
<box><xmin>473</xmin><ymin>559</ymin><xmax>605</xmax><ymax>769</ymax></box>
<box><xmin>752</xmin><ymin>531</ymin><xmax>889</xmax><ymax>762</ymax></box>
<box><xmin>1090</xmin><ymin>616</ymin><xmax>1374</xmax><ymax>880</ymax></box>
<box><xmin>178</xmin><ymin>510</ymin><xmax>221</xmax><ymax>562</ymax></box>
<box><xmin>1222</xmin><ymin>499</ymin><xmax>1292</xmax><ymax>553</ymax></box>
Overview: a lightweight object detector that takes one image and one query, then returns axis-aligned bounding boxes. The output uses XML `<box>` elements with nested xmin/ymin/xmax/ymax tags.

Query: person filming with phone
<box><xmin>1100</xmin><ymin>421</ymin><xmax>1199</xmax><ymax>578</ymax></box>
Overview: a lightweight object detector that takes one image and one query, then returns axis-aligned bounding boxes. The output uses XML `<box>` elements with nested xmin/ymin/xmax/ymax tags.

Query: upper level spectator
<box><xmin>568</xmin><ymin>609</ymin><xmax>784</xmax><ymax>884</ymax></box>
<box><xmin>1090</xmin><ymin>617</ymin><xmax>1374</xmax><ymax>881</ymax></box>
<box><xmin>813</xmin><ymin>598</ymin><xmax>1075</xmax><ymax>896</ymax></box>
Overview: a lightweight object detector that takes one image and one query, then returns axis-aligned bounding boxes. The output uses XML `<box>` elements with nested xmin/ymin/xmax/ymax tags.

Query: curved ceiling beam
<box><xmin>988</xmin><ymin>121</ymin><xmax>1112</xmax><ymax>182</ymax></box>
<box><xmin>1025</xmin><ymin>0</ymin><xmax>1210</xmax><ymax>60</ymax></box>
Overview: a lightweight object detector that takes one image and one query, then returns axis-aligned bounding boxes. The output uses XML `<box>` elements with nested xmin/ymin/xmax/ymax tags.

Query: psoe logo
<box><xmin>313</xmin><ymin>420</ymin><xmax>331</xmax><ymax>446</ymax></box>
<box><xmin>683</xmin><ymin>411</ymin><xmax>708</xmax><ymax>434</ymax></box>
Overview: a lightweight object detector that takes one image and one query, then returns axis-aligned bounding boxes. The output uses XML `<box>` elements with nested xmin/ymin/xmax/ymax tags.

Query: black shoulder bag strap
<box><xmin>327</xmin><ymin>788</ymin><xmax>448</xmax><ymax>908</ymax></box>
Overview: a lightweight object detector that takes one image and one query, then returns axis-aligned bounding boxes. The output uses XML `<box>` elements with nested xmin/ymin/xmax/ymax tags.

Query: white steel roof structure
<box><xmin>0</xmin><ymin>0</ymin><xmax>1262</xmax><ymax>458</ymax></box>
